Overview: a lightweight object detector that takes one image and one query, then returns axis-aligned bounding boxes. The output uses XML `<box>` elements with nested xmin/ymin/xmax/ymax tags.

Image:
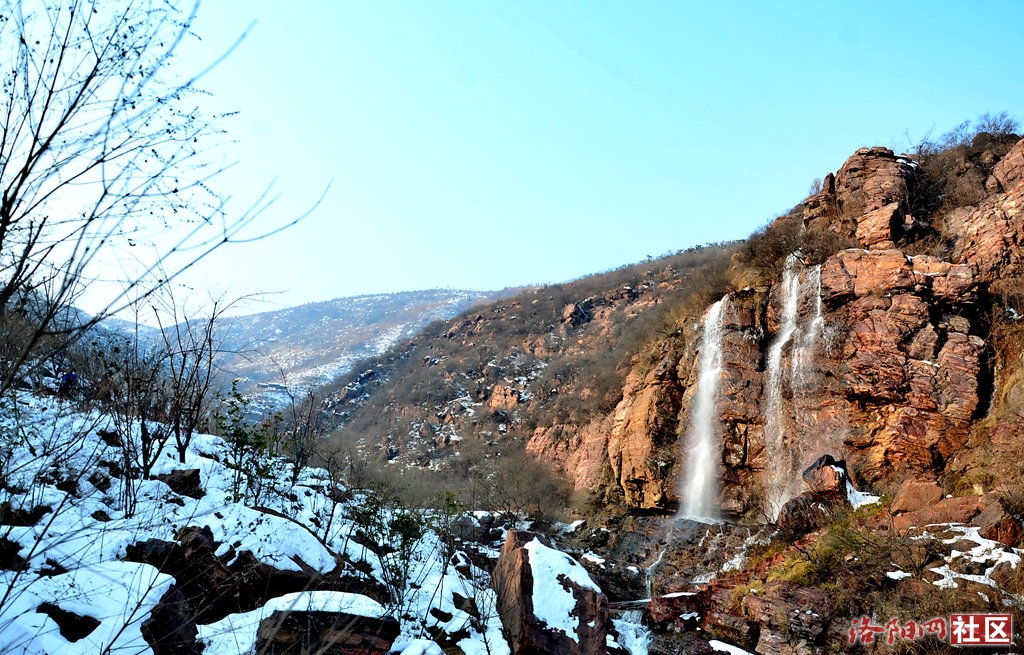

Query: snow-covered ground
<box><xmin>0</xmin><ymin>393</ymin><xmax>512</xmax><ymax>655</ymax></box>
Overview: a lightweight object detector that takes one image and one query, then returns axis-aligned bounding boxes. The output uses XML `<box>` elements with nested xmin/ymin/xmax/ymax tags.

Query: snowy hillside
<box><xmin>215</xmin><ymin>290</ymin><xmax>503</xmax><ymax>403</ymax></box>
<box><xmin>0</xmin><ymin>392</ymin><xmax>649</xmax><ymax>655</ymax></box>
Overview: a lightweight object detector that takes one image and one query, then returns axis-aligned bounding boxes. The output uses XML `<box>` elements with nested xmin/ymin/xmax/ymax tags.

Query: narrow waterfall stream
<box><xmin>764</xmin><ymin>258</ymin><xmax>802</xmax><ymax>518</ymax></box>
<box><xmin>680</xmin><ymin>296</ymin><xmax>728</xmax><ymax>521</ymax></box>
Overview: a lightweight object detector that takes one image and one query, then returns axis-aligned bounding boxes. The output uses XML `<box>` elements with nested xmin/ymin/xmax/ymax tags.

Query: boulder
<box><xmin>140</xmin><ymin>585</ymin><xmax>201</xmax><ymax>655</ymax></box>
<box><xmin>125</xmin><ymin>525</ymin><xmax>383</xmax><ymax>624</ymax></box>
<box><xmin>648</xmin><ymin>591</ymin><xmax>703</xmax><ymax>627</ymax></box>
<box><xmin>578</xmin><ymin>555</ymin><xmax>646</xmax><ymax>603</ymax></box>
<box><xmin>154</xmin><ymin>469</ymin><xmax>203</xmax><ymax>499</ymax></box>
<box><xmin>492</xmin><ymin>530</ymin><xmax>609</xmax><ymax>655</ymax></box>
<box><xmin>776</xmin><ymin>492</ymin><xmax>847</xmax><ymax>535</ymax></box>
<box><xmin>890</xmin><ymin>478</ymin><xmax>943</xmax><ymax>514</ymax></box>
<box><xmin>35</xmin><ymin>602</ymin><xmax>101</xmax><ymax>642</ymax></box>
<box><xmin>254</xmin><ymin>610</ymin><xmax>399</xmax><ymax>655</ymax></box>
<box><xmin>561</xmin><ymin>302</ymin><xmax>591</xmax><ymax>328</ymax></box>
<box><xmin>971</xmin><ymin>498</ymin><xmax>1024</xmax><ymax>547</ymax></box>
<box><xmin>801</xmin><ymin>455</ymin><xmax>847</xmax><ymax>495</ymax></box>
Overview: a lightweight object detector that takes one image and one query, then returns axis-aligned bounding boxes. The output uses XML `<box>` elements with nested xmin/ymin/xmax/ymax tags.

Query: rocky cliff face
<box><xmin>599</xmin><ymin>136</ymin><xmax>1024</xmax><ymax>518</ymax></box>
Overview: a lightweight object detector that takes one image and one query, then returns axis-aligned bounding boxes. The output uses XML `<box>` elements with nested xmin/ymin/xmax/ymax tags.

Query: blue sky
<box><xmin>169</xmin><ymin>1</ymin><xmax>1024</xmax><ymax>312</ymax></box>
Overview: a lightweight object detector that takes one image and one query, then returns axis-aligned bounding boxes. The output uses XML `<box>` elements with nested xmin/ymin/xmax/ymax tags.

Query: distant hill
<box><xmin>215</xmin><ymin>289</ymin><xmax>508</xmax><ymax>404</ymax></box>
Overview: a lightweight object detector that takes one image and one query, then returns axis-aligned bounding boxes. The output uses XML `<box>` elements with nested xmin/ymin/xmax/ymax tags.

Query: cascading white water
<box><xmin>612</xmin><ymin>610</ymin><xmax>652</xmax><ymax>655</ymax></box>
<box><xmin>792</xmin><ymin>265</ymin><xmax>823</xmax><ymax>387</ymax></box>
<box><xmin>645</xmin><ymin>544</ymin><xmax>669</xmax><ymax>599</ymax></box>
<box><xmin>680</xmin><ymin>296</ymin><xmax>728</xmax><ymax>521</ymax></box>
<box><xmin>764</xmin><ymin>258</ymin><xmax>801</xmax><ymax>517</ymax></box>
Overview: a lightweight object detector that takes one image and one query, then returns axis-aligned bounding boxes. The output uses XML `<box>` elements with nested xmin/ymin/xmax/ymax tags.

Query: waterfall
<box><xmin>680</xmin><ymin>296</ymin><xmax>728</xmax><ymax>521</ymax></box>
<box><xmin>792</xmin><ymin>265</ymin><xmax>823</xmax><ymax>387</ymax></box>
<box><xmin>612</xmin><ymin>610</ymin><xmax>652</xmax><ymax>655</ymax></box>
<box><xmin>645</xmin><ymin>544</ymin><xmax>669</xmax><ymax>599</ymax></box>
<box><xmin>764</xmin><ymin>258</ymin><xmax>801</xmax><ymax>518</ymax></box>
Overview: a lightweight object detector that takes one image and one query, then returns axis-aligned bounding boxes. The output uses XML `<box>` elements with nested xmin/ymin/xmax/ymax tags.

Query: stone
<box><xmin>648</xmin><ymin>590</ymin><xmax>703</xmax><ymax>627</ymax></box>
<box><xmin>742</xmin><ymin>581</ymin><xmax>831</xmax><ymax>643</ymax></box>
<box><xmin>492</xmin><ymin>530</ymin><xmax>609</xmax><ymax>655</ymax></box>
<box><xmin>700</xmin><ymin>581</ymin><xmax>758</xmax><ymax>647</ymax></box>
<box><xmin>154</xmin><ymin>469</ymin><xmax>203</xmax><ymax>499</ymax></box>
<box><xmin>890</xmin><ymin>478</ymin><xmax>943</xmax><ymax>514</ymax></box>
<box><xmin>801</xmin><ymin>455</ymin><xmax>847</xmax><ymax>495</ymax></box>
<box><xmin>855</xmin><ymin>202</ymin><xmax>902</xmax><ymax>249</ymax></box>
<box><xmin>526</xmin><ymin>415</ymin><xmax>612</xmax><ymax>491</ymax></box>
<box><xmin>140</xmin><ymin>585</ymin><xmax>201</xmax><ymax>655</ymax></box>
<box><xmin>971</xmin><ymin>498</ymin><xmax>1024</xmax><ymax>547</ymax></box>
<box><xmin>804</xmin><ymin>147</ymin><xmax>916</xmax><ymax>237</ymax></box>
<box><xmin>488</xmin><ymin>385</ymin><xmax>520</xmax><ymax>410</ymax></box>
<box><xmin>948</xmin><ymin>184</ymin><xmax>1024</xmax><ymax>283</ymax></box>
<box><xmin>607</xmin><ymin>351</ymin><xmax>686</xmax><ymax>509</ymax></box>
<box><xmin>820</xmin><ymin>249</ymin><xmax>914</xmax><ymax>302</ymax></box>
<box><xmin>254</xmin><ymin>610</ymin><xmax>399</xmax><ymax>655</ymax></box>
<box><xmin>451</xmin><ymin>514</ymin><xmax>500</xmax><ymax>544</ymax></box>
<box><xmin>578</xmin><ymin>556</ymin><xmax>645</xmax><ymax>603</ymax></box>
<box><xmin>125</xmin><ymin>525</ymin><xmax>384</xmax><ymax>625</ymax></box>
<box><xmin>561</xmin><ymin>302</ymin><xmax>591</xmax><ymax>328</ymax></box>
<box><xmin>776</xmin><ymin>491</ymin><xmax>847</xmax><ymax>535</ymax></box>
<box><xmin>891</xmin><ymin>496</ymin><xmax>985</xmax><ymax>532</ymax></box>
<box><xmin>35</xmin><ymin>602</ymin><xmax>101</xmax><ymax>642</ymax></box>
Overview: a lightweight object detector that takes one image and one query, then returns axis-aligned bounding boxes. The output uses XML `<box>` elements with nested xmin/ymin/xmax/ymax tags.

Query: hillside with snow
<box><xmin>214</xmin><ymin>290</ymin><xmax>505</xmax><ymax>404</ymax></box>
<box><xmin>0</xmin><ymin>392</ymin><xmax>653</xmax><ymax>655</ymax></box>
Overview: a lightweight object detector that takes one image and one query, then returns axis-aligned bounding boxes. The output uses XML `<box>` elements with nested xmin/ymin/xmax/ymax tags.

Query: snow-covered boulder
<box><xmin>491</xmin><ymin>530</ymin><xmax>609</xmax><ymax>655</ymax></box>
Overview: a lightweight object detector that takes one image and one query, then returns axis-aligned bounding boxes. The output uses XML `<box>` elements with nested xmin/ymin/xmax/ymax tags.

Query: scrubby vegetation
<box><xmin>320</xmin><ymin>243</ymin><xmax>736</xmax><ymax>505</ymax></box>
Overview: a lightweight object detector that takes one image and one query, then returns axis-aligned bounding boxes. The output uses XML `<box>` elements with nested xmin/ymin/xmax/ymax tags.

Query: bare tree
<box><xmin>0</xmin><ymin>0</ymin><xmax>315</xmax><ymax>394</ymax></box>
<box><xmin>152</xmin><ymin>287</ymin><xmax>245</xmax><ymax>463</ymax></box>
<box><xmin>102</xmin><ymin>294</ymin><xmax>170</xmax><ymax>515</ymax></box>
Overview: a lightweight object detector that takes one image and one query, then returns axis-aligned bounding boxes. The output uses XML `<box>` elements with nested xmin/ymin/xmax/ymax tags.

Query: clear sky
<box><xmin>163</xmin><ymin>1</ymin><xmax>1024</xmax><ymax>313</ymax></box>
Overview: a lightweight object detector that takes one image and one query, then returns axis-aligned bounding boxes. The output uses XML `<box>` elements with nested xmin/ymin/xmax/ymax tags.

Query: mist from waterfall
<box><xmin>680</xmin><ymin>296</ymin><xmax>728</xmax><ymax>521</ymax></box>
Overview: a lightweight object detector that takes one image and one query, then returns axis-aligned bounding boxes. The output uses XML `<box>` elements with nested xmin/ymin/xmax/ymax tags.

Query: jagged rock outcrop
<box><xmin>804</xmin><ymin>147</ymin><xmax>917</xmax><ymax>240</ymax></box>
<box><xmin>492</xmin><ymin>530</ymin><xmax>609</xmax><ymax>655</ymax></box>
<box><xmin>855</xmin><ymin>202</ymin><xmax>902</xmax><ymax>249</ymax></box>
<box><xmin>947</xmin><ymin>183</ymin><xmax>1024</xmax><ymax>283</ymax></box>
<box><xmin>488</xmin><ymin>384</ymin><xmax>521</xmax><ymax>410</ymax></box>
<box><xmin>607</xmin><ymin>350</ymin><xmax>686</xmax><ymax>509</ymax></box>
<box><xmin>527</xmin><ymin>415</ymin><xmax>612</xmax><ymax>491</ymax></box>
<box><xmin>989</xmin><ymin>135</ymin><xmax>1024</xmax><ymax>191</ymax></box>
